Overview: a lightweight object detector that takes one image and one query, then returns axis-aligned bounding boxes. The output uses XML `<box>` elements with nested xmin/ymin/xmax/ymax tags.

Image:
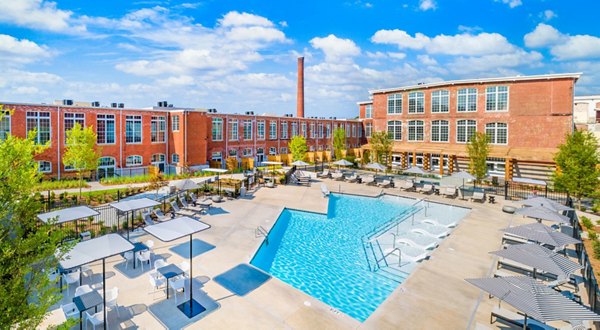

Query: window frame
<box><xmin>485</xmin><ymin>122</ymin><xmax>508</xmax><ymax>145</ymax></box>
<box><xmin>229</xmin><ymin>119</ymin><xmax>238</xmax><ymax>141</ymax></box>
<box><xmin>408</xmin><ymin>92</ymin><xmax>425</xmax><ymax>114</ymax></box>
<box><xmin>26</xmin><ymin>111</ymin><xmax>51</xmax><ymax>145</ymax></box>
<box><xmin>96</xmin><ymin>114</ymin><xmax>115</xmax><ymax>145</ymax></box>
<box><xmin>172</xmin><ymin>115</ymin><xmax>180</xmax><ymax>132</ymax></box>
<box><xmin>387</xmin><ymin>94</ymin><xmax>402</xmax><ymax>114</ymax></box>
<box><xmin>151</xmin><ymin>116</ymin><xmax>166</xmax><ymax>143</ymax></box>
<box><xmin>456</xmin><ymin>119</ymin><xmax>477</xmax><ymax>143</ymax></box>
<box><xmin>125</xmin><ymin>115</ymin><xmax>143</xmax><ymax>144</ymax></box>
<box><xmin>387</xmin><ymin>120</ymin><xmax>402</xmax><ymax>141</ymax></box>
<box><xmin>171</xmin><ymin>153</ymin><xmax>180</xmax><ymax>164</ymax></box>
<box><xmin>457</xmin><ymin>88</ymin><xmax>478</xmax><ymax>112</ymax></box>
<box><xmin>365</xmin><ymin>122</ymin><xmax>372</xmax><ymax>138</ymax></box>
<box><xmin>485</xmin><ymin>86</ymin><xmax>509</xmax><ymax>112</ymax></box>
<box><xmin>63</xmin><ymin>112</ymin><xmax>85</xmax><ymax>143</ymax></box>
<box><xmin>212</xmin><ymin>118</ymin><xmax>223</xmax><ymax>141</ymax></box>
<box><xmin>0</xmin><ymin>111</ymin><xmax>11</xmax><ymax>141</ymax></box>
<box><xmin>407</xmin><ymin>120</ymin><xmax>424</xmax><ymax>142</ymax></box>
<box><xmin>269</xmin><ymin>121</ymin><xmax>278</xmax><ymax>140</ymax></box>
<box><xmin>126</xmin><ymin>155</ymin><xmax>143</xmax><ymax>167</ymax></box>
<box><xmin>431</xmin><ymin>90</ymin><xmax>449</xmax><ymax>113</ymax></box>
<box><xmin>257</xmin><ymin>120</ymin><xmax>265</xmax><ymax>140</ymax></box>
<box><xmin>38</xmin><ymin>160</ymin><xmax>52</xmax><ymax>173</ymax></box>
<box><xmin>431</xmin><ymin>120</ymin><xmax>449</xmax><ymax>143</ymax></box>
<box><xmin>365</xmin><ymin>104</ymin><xmax>373</xmax><ymax>118</ymax></box>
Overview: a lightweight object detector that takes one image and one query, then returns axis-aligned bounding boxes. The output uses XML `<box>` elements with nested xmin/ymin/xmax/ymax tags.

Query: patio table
<box><xmin>122</xmin><ymin>242</ymin><xmax>149</xmax><ymax>269</ymax></box>
<box><xmin>157</xmin><ymin>264</ymin><xmax>184</xmax><ymax>299</ymax></box>
<box><xmin>73</xmin><ymin>290</ymin><xmax>102</xmax><ymax>330</ymax></box>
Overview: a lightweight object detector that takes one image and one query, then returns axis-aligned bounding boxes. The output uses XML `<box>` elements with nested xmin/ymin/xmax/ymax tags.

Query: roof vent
<box><xmin>91</xmin><ymin>101</ymin><xmax>100</xmax><ymax>107</ymax></box>
<box><xmin>111</xmin><ymin>103</ymin><xmax>117</xmax><ymax>108</ymax></box>
<box><xmin>118</xmin><ymin>103</ymin><xmax>125</xmax><ymax>108</ymax></box>
<box><xmin>62</xmin><ymin>99</ymin><xmax>73</xmax><ymax>106</ymax></box>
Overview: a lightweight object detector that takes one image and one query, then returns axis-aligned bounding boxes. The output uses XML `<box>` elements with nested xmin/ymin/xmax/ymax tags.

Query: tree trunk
<box><xmin>79</xmin><ymin>172</ymin><xmax>83</xmax><ymax>204</ymax></box>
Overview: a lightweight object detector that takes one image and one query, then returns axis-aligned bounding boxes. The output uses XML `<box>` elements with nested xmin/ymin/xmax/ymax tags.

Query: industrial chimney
<box><xmin>297</xmin><ymin>57</ymin><xmax>304</xmax><ymax>118</ymax></box>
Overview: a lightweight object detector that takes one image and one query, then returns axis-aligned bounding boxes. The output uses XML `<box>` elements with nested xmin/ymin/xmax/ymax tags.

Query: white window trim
<box><xmin>387</xmin><ymin>94</ymin><xmax>402</xmax><ymax>115</ymax></box>
<box><xmin>387</xmin><ymin>120</ymin><xmax>402</xmax><ymax>141</ymax></box>
<box><xmin>486</xmin><ymin>122</ymin><xmax>509</xmax><ymax>145</ymax></box>
<box><xmin>27</xmin><ymin>111</ymin><xmax>52</xmax><ymax>145</ymax></box>
<box><xmin>229</xmin><ymin>119</ymin><xmax>238</xmax><ymax>141</ymax></box>
<box><xmin>407</xmin><ymin>120</ymin><xmax>425</xmax><ymax>142</ymax></box>
<box><xmin>172</xmin><ymin>153</ymin><xmax>180</xmax><ymax>164</ymax></box>
<box><xmin>430</xmin><ymin>90</ymin><xmax>450</xmax><ymax>114</ymax></box>
<box><xmin>485</xmin><ymin>86</ymin><xmax>510</xmax><ymax>113</ymax></box>
<box><xmin>0</xmin><ymin>112</ymin><xmax>11</xmax><ymax>140</ymax></box>
<box><xmin>172</xmin><ymin>115</ymin><xmax>180</xmax><ymax>132</ymax></box>
<box><xmin>125</xmin><ymin>115</ymin><xmax>143</xmax><ymax>145</ymax></box>
<box><xmin>151</xmin><ymin>116</ymin><xmax>167</xmax><ymax>144</ymax></box>
<box><xmin>455</xmin><ymin>119</ymin><xmax>478</xmax><ymax>144</ymax></box>
<box><xmin>257</xmin><ymin>120</ymin><xmax>266</xmax><ymax>140</ymax></box>
<box><xmin>38</xmin><ymin>160</ymin><xmax>52</xmax><ymax>173</ymax></box>
<box><xmin>430</xmin><ymin>120</ymin><xmax>450</xmax><ymax>143</ymax></box>
<box><xmin>126</xmin><ymin>155</ymin><xmax>143</xmax><ymax>167</ymax></box>
<box><xmin>212</xmin><ymin>118</ymin><xmax>223</xmax><ymax>141</ymax></box>
<box><xmin>457</xmin><ymin>88</ymin><xmax>478</xmax><ymax>112</ymax></box>
<box><xmin>408</xmin><ymin>92</ymin><xmax>425</xmax><ymax>114</ymax></box>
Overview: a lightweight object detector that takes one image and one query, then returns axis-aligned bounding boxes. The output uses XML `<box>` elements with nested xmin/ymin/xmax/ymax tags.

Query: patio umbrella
<box><xmin>403</xmin><ymin>166</ymin><xmax>427</xmax><ymax>179</ymax></box>
<box><xmin>291</xmin><ymin>160</ymin><xmax>309</xmax><ymax>171</ymax></box>
<box><xmin>262</xmin><ymin>161</ymin><xmax>283</xmax><ymax>183</ymax></box>
<box><xmin>502</xmin><ymin>223</ymin><xmax>580</xmax><ymax>249</ymax></box>
<box><xmin>451</xmin><ymin>171</ymin><xmax>476</xmax><ymax>187</ymax></box>
<box><xmin>466</xmin><ymin>276</ymin><xmax>600</xmax><ymax>324</ymax></box>
<box><xmin>522</xmin><ymin>196</ymin><xmax>574</xmax><ymax>212</ymax></box>
<box><xmin>171</xmin><ymin>179</ymin><xmax>200</xmax><ymax>191</ymax></box>
<box><xmin>490</xmin><ymin>243</ymin><xmax>582</xmax><ymax>280</ymax></box>
<box><xmin>515</xmin><ymin>206</ymin><xmax>571</xmax><ymax>224</ymax></box>
<box><xmin>37</xmin><ymin>205</ymin><xmax>100</xmax><ymax>237</ymax></box>
<box><xmin>332</xmin><ymin>159</ymin><xmax>353</xmax><ymax>171</ymax></box>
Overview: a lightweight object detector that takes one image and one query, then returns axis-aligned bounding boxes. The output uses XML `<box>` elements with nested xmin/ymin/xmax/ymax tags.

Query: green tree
<box><xmin>370</xmin><ymin>130</ymin><xmax>393</xmax><ymax>167</ymax></box>
<box><xmin>0</xmin><ymin>126</ymin><xmax>71</xmax><ymax>328</ymax></box>
<box><xmin>148</xmin><ymin>165</ymin><xmax>166</xmax><ymax>197</ymax></box>
<box><xmin>467</xmin><ymin>132</ymin><xmax>490</xmax><ymax>183</ymax></box>
<box><xmin>289</xmin><ymin>135</ymin><xmax>308</xmax><ymax>162</ymax></box>
<box><xmin>333</xmin><ymin>128</ymin><xmax>346</xmax><ymax>160</ymax></box>
<box><xmin>552</xmin><ymin>130</ymin><xmax>600</xmax><ymax>210</ymax></box>
<box><xmin>63</xmin><ymin>123</ymin><xmax>101</xmax><ymax>201</ymax></box>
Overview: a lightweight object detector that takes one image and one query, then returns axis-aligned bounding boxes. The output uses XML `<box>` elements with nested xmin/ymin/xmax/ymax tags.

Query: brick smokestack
<box><xmin>297</xmin><ymin>57</ymin><xmax>304</xmax><ymax>118</ymax></box>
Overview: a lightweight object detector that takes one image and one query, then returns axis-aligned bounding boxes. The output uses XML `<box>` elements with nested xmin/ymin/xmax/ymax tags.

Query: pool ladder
<box><xmin>255</xmin><ymin>225</ymin><xmax>269</xmax><ymax>245</ymax></box>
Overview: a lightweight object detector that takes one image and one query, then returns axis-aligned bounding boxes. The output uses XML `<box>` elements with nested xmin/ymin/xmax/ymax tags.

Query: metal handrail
<box><xmin>255</xmin><ymin>225</ymin><xmax>269</xmax><ymax>245</ymax></box>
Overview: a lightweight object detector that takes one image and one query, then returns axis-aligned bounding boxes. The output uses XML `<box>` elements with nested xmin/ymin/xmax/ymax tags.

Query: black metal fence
<box><xmin>472</xmin><ymin>181</ymin><xmax>569</xmax><ymax>204</ymax></box>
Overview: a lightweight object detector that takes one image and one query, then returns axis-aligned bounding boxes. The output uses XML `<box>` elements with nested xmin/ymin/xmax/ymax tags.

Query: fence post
<box><xmin>544</xmin><ymin>185</ymin><xmax>548</xmax><ymax>198</ymax></box>
<box><xmin>117</xmin><ymin>190</ymin><xmax>120</xmax><ymax>202</ymax></box>
<box><xmin>504</xmin><ymin>181</ymin><xmax>508</xmax><ymax>200</ymax></box>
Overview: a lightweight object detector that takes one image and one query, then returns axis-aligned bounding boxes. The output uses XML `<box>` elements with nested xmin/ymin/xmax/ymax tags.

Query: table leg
<box><xmin>79</xmin><ymin>310</ymin><xmax>83</xmax><ymax>330</ymax></box>
<box><xmin>133</xmin><ymin>253</ymin><xmax>137</xmax><ymax>269</ymax></box>
<box><xmin>166</xmin><ymin>278</ymin><xmax>170</xmax><ymax>299</ymax></box>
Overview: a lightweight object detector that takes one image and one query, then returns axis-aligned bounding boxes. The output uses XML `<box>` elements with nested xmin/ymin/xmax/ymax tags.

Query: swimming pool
<box><xmin>250</xmin><ymin>193</ymin><xmax>469</xmax><ymax>322</ymax></box>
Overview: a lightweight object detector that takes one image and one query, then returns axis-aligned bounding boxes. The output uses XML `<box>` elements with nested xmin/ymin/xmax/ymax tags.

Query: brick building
<box><xmin>574</xmin><ymin>95</ymin><xmax>600</xmax><ymax>149</ymax></box>
<box><xmin>0</xmin><ymin>101</ymin><xmax>363</xmax><ymax>179</ymax></box>
<box><xmin>358</xmin><ymin>73</ymin><xmax>581</xmax><ymax>181</ymax></box>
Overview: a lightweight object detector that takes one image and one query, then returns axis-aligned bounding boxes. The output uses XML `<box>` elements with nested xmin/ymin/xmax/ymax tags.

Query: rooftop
<box><xmin>369</xmin><ymin>72</ymin><xmax>582</xmax><ymax>95</ymax></box>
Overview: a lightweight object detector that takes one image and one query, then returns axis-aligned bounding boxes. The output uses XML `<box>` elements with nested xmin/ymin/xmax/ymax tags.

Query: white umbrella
<box><xmin>171</xmin><ymin>178</ymin><xmax>199</xmax><ymax>191</ymax></box>
<box><xmin>451</xmin><ymin>170</ymin><xmax>476</xmax><ymax>189</ymax></box>
<box><xmin>366</xmin><ymin>162</ymin><xmax>386</xmax><ymax>176</ymax></box>
<box><xmin>332</xmin><ymin>159</ymin><xmax>353</xmax><ymax>166</ymax></box>
<box><xmin>202</xmin><ymin>168</ymin><xmax>229</xmax><ymax>195</ymax></box>
<box><xmin>522</xmin><ymin>196</ymin><xmax>574</xmax><ymax>212</ymax></box>
<box><xmin>403</xmin><ymin>166</ymin><xmax>427</xmax><ymax>179</ymax></box>
<box><xmin>515</xmin><ymin>206</ymin><xmax>571</xmax><ymax>224</ymax></box>
<box><xmin>261</xmin><ymin>161</ymin><xmax>283</xmax><ymax>181</ymax></box>
<box><xmin>291</xmin><ymin>160</ymin><xmax>309</xmax><ymax>172</ymax></box>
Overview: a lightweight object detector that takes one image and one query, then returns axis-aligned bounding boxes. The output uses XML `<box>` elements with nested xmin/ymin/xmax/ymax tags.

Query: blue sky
<box><xmin>1</xmin><ymin>0</ymin><xmax>599</xmax><ymax>117</ymax></box>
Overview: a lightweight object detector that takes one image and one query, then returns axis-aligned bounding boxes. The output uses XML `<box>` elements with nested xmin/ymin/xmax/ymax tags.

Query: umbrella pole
<box><xmin>103</xmin><ymin>258</ymin><xmax>106</xmax><ymax>330</ymax></box>
<box><xmin>189</xmin><ymin>233</ymin><xmax>193</xmax><ymax>315</ymax></box>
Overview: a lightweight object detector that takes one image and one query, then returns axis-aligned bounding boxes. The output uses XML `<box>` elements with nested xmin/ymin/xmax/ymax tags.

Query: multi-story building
<box><xmin>358</xmin><ymin>73</ymin><xmax>581</xmax><ymax>181</ymax></box>
<box><xmin>0</xmin><ymin>101</ymin><xmax>363</xmax><ymax>179</ymax></box>
<box><xmin>574</xmin><ymin>95</ymin><xmax>600</xmax><ymax>149</ymax></box>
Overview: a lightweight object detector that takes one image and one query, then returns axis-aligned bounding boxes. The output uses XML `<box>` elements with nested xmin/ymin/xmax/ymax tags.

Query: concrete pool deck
<box><xmin>40</xmin><ymin>179</ymin><xmax>581</xmax><ymax>329</ymax></box>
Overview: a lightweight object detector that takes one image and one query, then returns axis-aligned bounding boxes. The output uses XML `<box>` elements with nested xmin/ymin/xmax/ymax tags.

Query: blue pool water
<box><xmin>251</xmin><ymin>193</ymin><xmax>422</xmax><ymax>322</ymax></box>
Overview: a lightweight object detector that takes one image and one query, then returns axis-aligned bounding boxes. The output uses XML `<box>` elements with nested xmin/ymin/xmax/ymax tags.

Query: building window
<box><xmin>365</xmin><ymin>104</ymin><xmax>373</xmax><ymax>118</ymax></box>
<box><xmin>457</xmin><ymin>88</ymin><xmax>477</xmax><ymax>112</ymax></box>
<box><xmin>281</xmin><ymin>121</ymin><xmax>288</xmax><ymax>139</ymax></box>
<box><xmin>456</xmin><ymin>119</ymin><xmax>477</xmax><ymax>143</ymax></box>
<box><xmin>387</xmin><ymin>94</ymin><xmax>402</xmax><ymax>114</ymax></box>
<box><xmin>431</xmin><ymin>90</ymin><xmax>449</xmax><ymax>113</ymax></box>
<box><xmin>151</xmin><ymin>116</ymin><xmax>166</xmax><ymax>142</ymax></box>
<box><xmin>486</xmin><ymin>86</ymin><xmax>509</xmax><ymax>111</ymax></box>
<box><xmin>242</xmin><ymin>120</ymin><xmax>252</xmax><ymax>140</ymax></box>
<box><xmin>408</xmin><ymin>92</ymin><xmax>425</xmax><ymax>114</ymax></box>
<box><xmin>346</xmin><ymin>124</ymin><xmax>351</xmax><ymax>137</ymax></box>
<box><xmin>125</xmin><ymin>115</ymin><xmax>142</xmax><ymax>144</ymax></box>
<box><xmin>280</xmin><ymin>147</ymin><xmax>288</xmax><ymax>154</ymax></box>
<box><xmin>152</xmin><ymin>154</ymin><xmax>165</xmax><ymax>164</ymax></box>
<box><xmin>309</xmin><ymin>123</ymin><xmax>315</xmax><ymax>138</ymax></box>
<box><xmin>291</xmin><ymin>122</ymin><xmax>298</xmax><ymax>137</ymax></box>
<box><xmin>64</xmin><ymin>113</ymin><xmax>85</xmax><ymax>141</ymax></box>
<box><xmin>387</xmin><ymin>120</ymin><xmax>402</xmax><ymax>141</ymax></box>
<box><xmin>212</xmin><ymin>118</ymin><xmax>223</xmax><ymax>141</ymax></box>
<box><xmin>486</xmin><ymin>157</ymin><xmax>506</xmax><ymax>175</ymax></box>
<box><xmin>326</xmin><ymin>124</ymin><xmax>331</xmax><ymax>138</ymax></box>
<box><xmin>26</xmin><ymin>111</ymin><xmax>51</xmax><ymax>145</ymax></box>
<box><xmin>229</xmin><ymin>119</ymin><xmax>238</xmax><ymax>141</ymax></box>
<box><xmin>365</xmin><ymin>123</ymin><xmax>372</xmax><ymax>138</ymax></box>
<box><xmin>301</xmin><ymin>122</ymin><xmax>307</xmax><ymax>138</ymax></box>
<box><xmin>242</xmin><ymin>148</ymin><xmax>252</xmax><ymax>157</ymax></box>
<box><xmin>431</xmin><ymin>120</ymin><xmax>449</xmax><ymax>142</ymax></box>
<box><xmin>269</xmin><ymin>121</ymin><xmax>277</xmax><ymax>140</ymax></box>
<box><xmin>96</xmin><ymin>114</ymin><xmax>115</xmax><ymax>144</ymax></box>
<box><xmin>172</xmin><ymin>153</ymin><xmax>180</xmax><ymax>164</ymax></box>
<box><xmin>38</xmin><ymin>160</ymin><xmax>51</xmax><ymax>173</ymax></box>
<box><xmin>351</xmin><ymin>124</ymin><xmax>356</xmax><ymax>138</ymax></box>
<box><xmin>358</xmin><ymin>125</ymin><xmax>363</xmax><ymax>138</ymax></box>
<box><xmin>486</xmin><ymin>122</ymin><xmax>508</xmax><ymax>144</ymax></box>
<box><xmin>408</xmin><ymin>120</ymin><xmax>424</xmax><ymax>141</ymax></box>
<box><xmin>211</xmin><ymin>152</ymin><xmax>222</xmax><ymax>160</ymax></box>
<box><xmin>318</xmin><ymin>123</ymin><xmax>324</xmax><ymax>138</ymax></box>
<box><xmin>172</xmin><ymin>115</ymin><xmax>180</xmax><ymax>131</ymax></box>
<box><xmin>269</xmin><ymin>147</ymin><xmax>277</xmax><ymax>155</ymax></box>
<box><xmin>257</xmin><ymin>120</ymin><xmax>265</xmax><ymax>140</ymax></box>
<box><xmin>0</xmin><ymin>112</ymin><xmax>10</xmax><ymax>140</ymax></box>
<box><xmin>126</xmin><ymin>155</ymin><xmax>143</xmax><ymax>167</ymax></box>
<box><xmin>98</xmin><ymin>157</ymin><xmax>115</xmax><ymax>167</ymax></box>
<box><xmin>229</xmin><ymin>149</ymin><xmax>237</xmax><ymax>157</ymax></box>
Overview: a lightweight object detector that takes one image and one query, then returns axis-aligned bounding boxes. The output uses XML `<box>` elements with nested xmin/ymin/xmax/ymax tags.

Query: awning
<box><xmin>37</xmin><ymin>206</ymin><xmax>99</xmax><ymax>225</ymax></box>
<box><xmin>59</xmin><ymin>233</ymin><xmax>134</xmax><ymax>270</ymax></box>
<box><xmin>507</xmin><ymin>147</ymin><xmax>559</xmax><ymax>163</ymax></box>
<box><xmin>466</xmin><ymin>276</ymin><xmax>600</xmax><ymax>322</ymax></box>
<box><xmin>109</xmin><ymin>198</ymin><xmax>161</xmax><ymax>212</ymax></box>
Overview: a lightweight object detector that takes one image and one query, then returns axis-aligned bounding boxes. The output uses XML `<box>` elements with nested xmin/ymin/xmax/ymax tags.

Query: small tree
<box><xmin>63</xmin><ymin>123</ymin><xmax>101</xmax><ymax>201</ymax></box>
<box><xmin>467</xmin><ymin>132</ymin><xmax>490</xmax><ymax>183</ymax></box>
<box><xmin>552</xmin><ymin>130</ymin><xmax>600</xmax><ymax>210</ymax></box>
<box><xmin>148</xmin><ymin>165</ymin><xmax>166</xmax><ymax>197</ymax></box>
<box><xmin>289</xmin><ymin>135</ymin><xmax>308</xmax><ymax>162</ymax></box>
<box><xmin>0</xmin><ymin>125</ymin><xmax>71</xmax><ymax>328</ymax></box>
<box><xmin>333</xmin><ymin>128</ymin><xmax>346</xmax><ymax>160</ymax></box>
<box><xmin>370</xmin><ymin>130</ymin><xmax>393</xmax><ymax>167</ymax></box>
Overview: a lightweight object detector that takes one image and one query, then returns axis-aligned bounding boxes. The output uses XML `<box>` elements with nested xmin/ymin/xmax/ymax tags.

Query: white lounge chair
<box><xmin>180</xmin><ymin>198</ymin><xmax>205</xmax><ymax>213</ymax></box>
<box><xmin>317</xmin><ymin>169</ymin><xmax>330</xmax><ymax>178</ymax></box>
<box><xmin>398</xmin><ymin>180</ymin><xmax>415</xmax><ymax>191</ymax></box>
<box><xmin>392</xmin><ymin>232</ymin><xmax>439</xmax><ymax>250</ymax></box>
<box><xmin>362</xmin><ymin>175</ymin><xmax>375</xmax><ymax>185</ymax></box>
<box><xmin>417</xmin><ymin>184</ymin><xmax>433</xmax><ymax>194</ymax></box>
<box><xmin>143</xmin><ymin>213</ymin><xmax>155</xmax><ymax>226</ymax></box>
<box><xmin>411</xmin><ymin>225</ymin><xmax>450</xmax><ymax>238</ymax></box>
<box><xmin>320</xmin><ymin>184</ymin><xmax>330</xmax><ymax>197</ymax></box>
<box><xmin>443</xmin><ymin>187</ymin><xmax>457</xmax><ymax>198</ymax></box>
<box><xmin>421</xmin><ymin>218</ymin><xmax>458</xmax><ymax>228</ymax></box>
<box><xmin>345</xmin><ymin>174</ymin><xmax>358</xmax><ymax>183</ymax></box>
<box><xmin>332</xmin><ymin>172</ymin><xmax>344</xmax><ymax>181</ymax></box>
<box><xmin>153</xmin><ymin>209</ymin><xmax>171</xmax><ymax>221</ymax></box>
<box><xmin>170</xmin><ymin>201</ymin><xmax>196</xmax><ymax>216</ymax></box>
<box><xmin>377</xmin><ymin>179</ymin><xmax>392</xmax><ymax>188</ymax></box>
<box><xmin>385</xmin><ymin>245</ymin><xmax>430</xmax><ymax>265</ymax></box>
<box><xmin>471</xmin><ymin>191</ymin><xmax>485</xmax><ymax>202</ymax></box>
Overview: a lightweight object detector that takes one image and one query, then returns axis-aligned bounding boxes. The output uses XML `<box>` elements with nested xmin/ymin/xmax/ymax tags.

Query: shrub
<box><xmin>582</xmin><ymin>216</ymin><xmax>594</xmax><ymax>230</ymax></box>
<box><xmin>589</xmin><ymin>231</ymin><xmax>598</xmax><ymax>241</ymax></box>
<box><xmin>593</xmin><ymin>240</ymin><xmax>600</xmax><ymax>259</ymax></box>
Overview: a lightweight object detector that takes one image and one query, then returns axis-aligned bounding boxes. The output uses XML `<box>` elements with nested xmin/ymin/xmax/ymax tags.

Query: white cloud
<box><xmin>541</xmin><ymin>10</ymin><xmax>557</xmax><ymax>22</ymax></box>
<box><xmin>387</xmin><ymin>52</ymin><xmax>407</xmax><ymax>60</ymax></box>
<box><xmin>310</xmin><ymin>34</ymin><xmax>361</xmax><ymax>61</ymax></box>
<box><xmin>419</xmin><ymin>0</ymin><xmax>437</xmax><ymax>11</ymax></box>
<box><xmin>372</xmin><ymin>29</ymin><xmax>517</xmax><ymax>56</ymax></box>
<box><xmin>225</xmin><ymin>26</ymin><xmax>287</xmax><ymax>43</ymax></box>
<box><xmin>0</xmin><ymin>0</ymin><xmax>86</xmax><ymax>33</ymax></box>
<box><xmin>524</xmin><ymin>24</ymin><xmax>600</xmax><ymax>60</ymax></box>
<box><xmin>524</xmin><ymin>23</ymin><xmax>563</xmax><ymax>48</ymax></box>
<box><xmin>417</xmin><ymin>54</ymin><xmax>438</xmax><ymax>65</ymax></box>
<box><xmin>448</xmin><ymin>50</ymin><xmax>543</xmax><ymax>74</ymax></box>
<box><xmin>497</xmin><ymin>0</ymin><xmax>522</xmax><ymax>8</ymax></box>
<box><xmin>219</xmin><ymin>11</ymin><xmax>274</xmax><ymax>27</ymax></box>
<box><xmin>0</xmin><ymin>34</ymin><xmax>51</xmax><ymax>65</ymax></box>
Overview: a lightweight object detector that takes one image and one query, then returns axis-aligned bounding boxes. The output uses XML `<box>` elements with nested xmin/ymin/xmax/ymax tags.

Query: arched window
<box><xmin>387</xmin><ymin>120</ymin><xmax>402</xmax><ymax>140</ymax></box>
<box><xmin>431</xmin><ymin>120</ymin><xmax>449</xmax><ymax>142</ymax></box>
<box><xmin>98</xmin><ymin>157</ymin><xmax>116</xmax><ymax>167</ymax></box>
<box><xmin>151</xmin><ymin>154</ymin><xmax>165</xmax><ymax>163</ymax></box>
<box><xmin>408</xmin><ymin>120</ymin><xmax>424</xmax><ymax>141</ymax></box>
<box><xmin>456</xmin><ymin>119</ymin><xmax>477</xmax><ymax>143</ymax></box>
